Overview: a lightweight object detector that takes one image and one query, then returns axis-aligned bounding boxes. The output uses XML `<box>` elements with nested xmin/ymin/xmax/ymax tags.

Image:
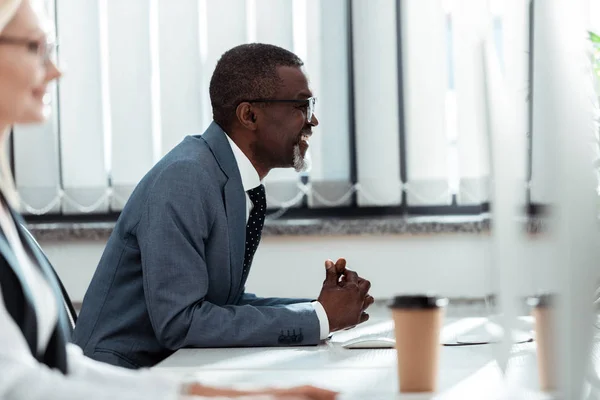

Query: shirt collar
<box><xmin>225</xmin><ymin>133</ymin><xmax>261</xmax><ymax>192</ymax></box>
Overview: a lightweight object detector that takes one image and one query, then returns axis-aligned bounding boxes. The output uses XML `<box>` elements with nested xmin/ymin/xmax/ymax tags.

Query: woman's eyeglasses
<box><xmin>0</xmin><ymin>36</ymin><xmax>56</xmax><ymax>64</ymax></box>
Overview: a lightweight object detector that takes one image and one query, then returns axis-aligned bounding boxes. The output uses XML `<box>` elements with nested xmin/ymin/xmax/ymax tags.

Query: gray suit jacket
<box><xmin>73</xmin><ymin>123</ymin><xmax>321</xmax><ymax>369</ymax></box>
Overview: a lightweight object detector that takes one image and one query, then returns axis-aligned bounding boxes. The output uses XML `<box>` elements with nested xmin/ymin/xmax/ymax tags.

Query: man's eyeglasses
<box><xmin>0</xmin><ymin>36</ymin><xmax>56</xmax><ymax>64</ymax></box>
<box><xmin>243</xmin><ymin>97</ymin><xmax>317</xmax><ymax>124</ymax></box>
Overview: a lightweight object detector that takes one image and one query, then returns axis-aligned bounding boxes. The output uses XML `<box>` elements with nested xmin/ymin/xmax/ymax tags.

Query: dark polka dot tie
<box><xmin>243</xmin><ymin>184</ymin><xmax>266</xmax><ymax>278</ymax></box>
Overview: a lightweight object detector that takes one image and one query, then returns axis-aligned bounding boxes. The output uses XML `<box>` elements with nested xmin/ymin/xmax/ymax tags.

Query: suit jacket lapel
<box><xmin>0</xmin><ymin>200</ymin><xmax>41</xmax><ymax>353</ymax></box>
<box><xmin>0</xmin><ymin>229</ymin><xmax>39</xmax><ymax>355</ymax></box>
<box><xmin>0</xmin><ymin>228</ymin><xmax>35</xmax><ymax>305</ymax></box>
<box><xmin>201</xmin><ymin>122</ymin><xmax>247</xmax><ymax>302</ymax></box>
<box><xmin>10</xmin><ymin>209</ymin><xmax>71</xmax><ymax>337</ymax></box>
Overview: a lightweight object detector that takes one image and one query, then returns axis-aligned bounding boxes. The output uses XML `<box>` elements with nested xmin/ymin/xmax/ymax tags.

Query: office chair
<box><xmin>20</xmin><ymin>225</ymin><xmax>78</xmax><ymax>333</ymax></box>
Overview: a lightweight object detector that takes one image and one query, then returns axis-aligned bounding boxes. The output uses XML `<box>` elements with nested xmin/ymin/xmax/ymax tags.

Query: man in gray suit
<box><xmin>73</xmin><ymin>43</ymin><xmax>374</xmax><ymax>369</ymax></box>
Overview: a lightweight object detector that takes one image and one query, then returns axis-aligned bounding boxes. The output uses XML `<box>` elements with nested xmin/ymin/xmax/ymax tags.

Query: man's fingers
<box><xmin>343</xmin><ymin>269</ymin><xmax>359</xmax><ymax>285</ymax></box>
<box><xmin>362</xmin><ymin>295</ymin><xmax>375</xmax><ymax>311</ymax></box>
<box><xmin>357</xmin><ymin>278</ymin><xmax>371</xmax><ymax>295</ymax></box>
<box><xmin>334</xmin><ymin>258</ymin><xmax>347</xmax><ymax>275</ymax></box>
<box><xmin>366</xmin><ymin>294</ymin><xmax>375</xmax><ymax>305</ymax></box>
<box><xmin>359</xmin><ymin>312</ymin><xmax>369</xmax><ymax>324</ymax></box>
<box><xmin>324</xmin><ymin>259</ymin><xmax>338</xmax><ymax>285</ymax></box>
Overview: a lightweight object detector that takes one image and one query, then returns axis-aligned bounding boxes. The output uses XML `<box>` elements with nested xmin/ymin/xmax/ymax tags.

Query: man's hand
<box><xmin>317</xmin><ymin>258</ymin><xmax>373</xmax><ymax>332</ymax></box>
<box><xmin>328</xmin><ymin>258</ymin><xmax>375</xmax><ymax>313</ymax></box>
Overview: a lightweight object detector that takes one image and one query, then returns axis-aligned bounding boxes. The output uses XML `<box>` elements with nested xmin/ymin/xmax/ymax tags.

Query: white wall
<box><xmin>40</xmin><ymin>233</ymin><xmax>556</xmax><ymax>303</ymax></box>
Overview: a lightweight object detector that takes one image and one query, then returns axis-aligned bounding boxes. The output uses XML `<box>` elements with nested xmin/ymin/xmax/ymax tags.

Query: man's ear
<box><xmin>236</xmin><ymin>102</ymin><xmax>258</xmax><ymax>130</ymax></box>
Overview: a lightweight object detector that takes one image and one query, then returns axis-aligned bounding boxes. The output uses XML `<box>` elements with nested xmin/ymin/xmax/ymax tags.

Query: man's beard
<box><xmin>293</xmin><ymin>143</ymin><xmax>311</xmax><ymax>173</ymax></box>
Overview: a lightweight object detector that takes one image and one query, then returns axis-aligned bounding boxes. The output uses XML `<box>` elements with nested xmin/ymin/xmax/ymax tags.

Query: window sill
<box><xmin>25</xmin><ymin>214</ymin><xmax>546</xmax><ymax>241</ymax></box>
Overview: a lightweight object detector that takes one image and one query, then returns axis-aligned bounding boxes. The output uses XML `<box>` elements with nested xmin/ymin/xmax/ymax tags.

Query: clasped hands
<box><xmin>317</xmin><ymin>258</ymin><xmax>374</xmax><ymax>333</ymax></box>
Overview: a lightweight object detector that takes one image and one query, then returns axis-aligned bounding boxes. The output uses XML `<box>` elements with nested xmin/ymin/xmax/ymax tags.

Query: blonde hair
<box><xmin>0</xmin><ymin>0</ymin><xmax>23</xmax><ymax>209</ymax></box>
<box><xmin>0</xmin><ymin>0</ymin><xmax>20</xmax><ymax>32</ymax></box>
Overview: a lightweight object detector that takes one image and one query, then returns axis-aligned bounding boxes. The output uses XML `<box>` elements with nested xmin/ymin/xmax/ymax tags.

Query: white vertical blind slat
<box><xmin>454</xmin><ymin>0</ymin><xmax>491</xmax><ymax>205</ymax></box>
<box><xmin>157</xmin><ymin>0</ymin><xmax>204</xmax><ymax>156</ymax></box>
<box><xmin>307</xmin><ymin>0</ymin><xmax>352</xmax><ymax>208</ymax></box>
<box><xmin>56</xmin><ymin>0</ymin><xmax>108</xmax><ymax>214</ymax></box>
<box><xmin>105</xmin><ymin>0</ymin><xmax>155</xmax><ymax>210</ymax></box>
<box><xmin>353</xmin><ymin>0</ymin><xmax>402</xmax><ymax>206</ymax></box>
<box><xmin>402</xmin><ymin>0</ymin><xmax>450</xmax><ymax>206</ymax></box>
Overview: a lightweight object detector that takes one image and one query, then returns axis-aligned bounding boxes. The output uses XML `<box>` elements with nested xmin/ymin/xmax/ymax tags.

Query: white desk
<box><xmin>153</xmin><ymin>316</ymin><xmax>583</xmax><ymax>399</ymax></box>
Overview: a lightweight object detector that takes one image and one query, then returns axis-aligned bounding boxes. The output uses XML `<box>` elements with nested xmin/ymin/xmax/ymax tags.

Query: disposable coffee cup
<box><xmin>389</xmin><ymin>295</ymin><xmax>448</xmax><ymax>393</ymax></box>
<box><xmin>528</xmin><ymin>294</ymin><xmax>556</xmax><ymax>392</ymax></box>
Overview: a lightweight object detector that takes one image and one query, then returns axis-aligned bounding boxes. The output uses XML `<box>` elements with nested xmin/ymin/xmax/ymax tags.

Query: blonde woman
<box><xmin>0</xmin><ymin>1</ymin><xmax>337</xmax><ymax>399</ymax></box>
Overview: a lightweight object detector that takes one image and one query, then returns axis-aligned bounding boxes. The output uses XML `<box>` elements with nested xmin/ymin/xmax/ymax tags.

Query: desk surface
<box><xmin>153</xmin><ymin>316</ymin><xmax>586</xmax><ymax>399</ymax></box>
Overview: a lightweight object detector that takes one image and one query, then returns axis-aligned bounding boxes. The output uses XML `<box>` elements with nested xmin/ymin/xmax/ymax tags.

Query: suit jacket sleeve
<box><xmin>237</xmin><ymin>292</ymin><xmax>314</xmax><ymax>307</ymax></box>
<box><xmin>136</xmin><ymin>161</ymin><xmax>321</xmax><ymax>349</ymax></box>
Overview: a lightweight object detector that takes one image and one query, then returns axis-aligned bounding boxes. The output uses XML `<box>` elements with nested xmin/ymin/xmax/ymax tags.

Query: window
<box><xmin>15</xmin><ymin>0</ymin><xmax>534</xmax><ymax>221</ymax></box>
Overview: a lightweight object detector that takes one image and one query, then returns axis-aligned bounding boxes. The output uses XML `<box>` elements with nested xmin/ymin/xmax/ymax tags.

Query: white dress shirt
<box><xmin>225</xmin><ymin>134</ymin><xmax>330</xmax><ymax>340</ymax></box>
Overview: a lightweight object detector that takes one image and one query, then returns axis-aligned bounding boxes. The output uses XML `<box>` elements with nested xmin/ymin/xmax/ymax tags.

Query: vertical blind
<box><xmin>14</xmin><ymin>0</ymin><xmax>559</xmax><ymax>216</ymax></box>
<box><xmin>56</xmin><ymin>0</ymin><xmax>108</xmax><ymax>214</ymax></box>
